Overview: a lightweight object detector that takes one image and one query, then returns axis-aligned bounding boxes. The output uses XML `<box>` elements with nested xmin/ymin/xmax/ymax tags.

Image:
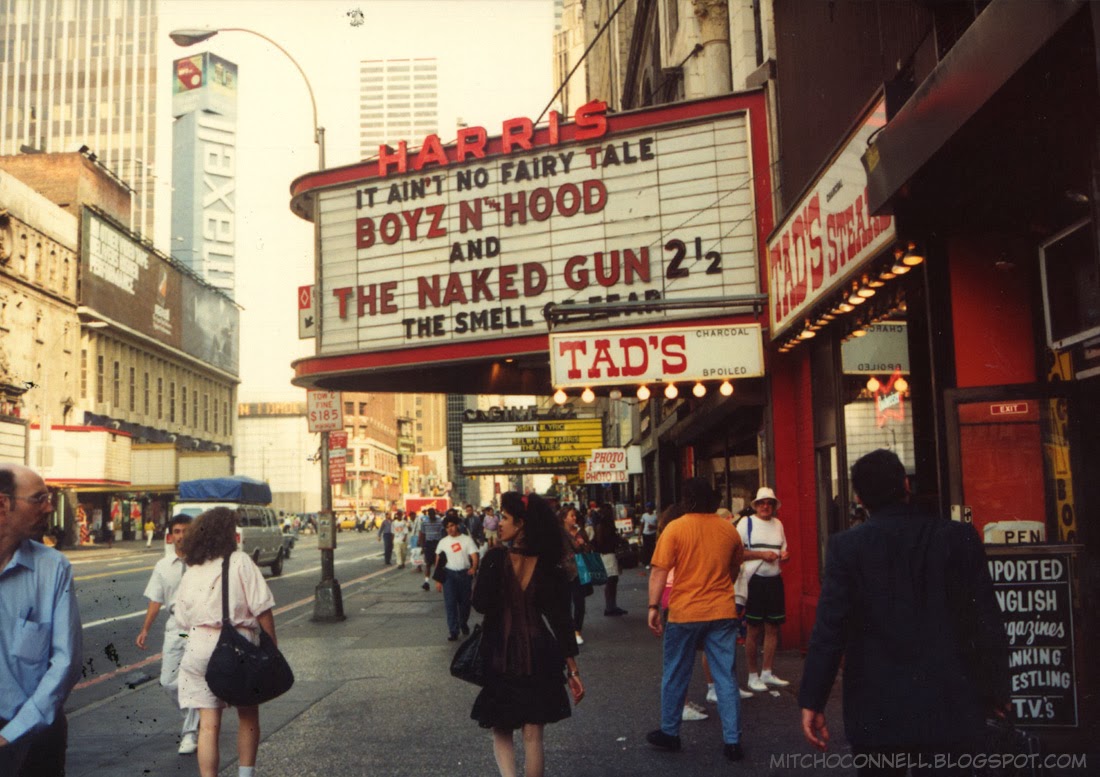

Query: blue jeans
<box><xmin>660</xmin><ymin>618</ymin><xmax>741</xmax><ymax>744</ymax></box>
<box><xmin>442</xmin><ymin>569</ymin><xmax>473</xmax><ymax>636</ymax></box>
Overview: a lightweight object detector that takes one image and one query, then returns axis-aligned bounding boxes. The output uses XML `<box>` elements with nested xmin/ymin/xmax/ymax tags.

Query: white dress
<box><xmin>174</xmin><ymin>551</ymin><xmax>276</xmax><ymax>709</ymax></box>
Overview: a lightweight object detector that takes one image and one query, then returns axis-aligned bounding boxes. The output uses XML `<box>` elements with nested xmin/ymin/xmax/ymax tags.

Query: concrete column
<box><xmin>685</xmin><ymin>0</ymin><xmax>732</xmax><ymax>99</ymax></box>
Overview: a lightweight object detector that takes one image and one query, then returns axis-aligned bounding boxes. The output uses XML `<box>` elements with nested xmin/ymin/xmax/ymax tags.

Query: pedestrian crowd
<box><xmin>0</xmin><ymin>449</ymin><xmax>1012</xmax><ymax>777</ymax></box>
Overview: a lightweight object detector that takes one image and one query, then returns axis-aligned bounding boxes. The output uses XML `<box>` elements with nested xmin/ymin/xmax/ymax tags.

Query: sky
<box><xmin>154</xmin><ymin>0</ymin><xmax>556</xmax><ymax>401</ymax></box>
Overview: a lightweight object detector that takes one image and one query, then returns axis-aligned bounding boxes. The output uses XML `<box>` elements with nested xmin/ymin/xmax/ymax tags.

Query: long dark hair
<box><xmin>182</xmin><ymin>506</ymin><xmax>238</xmax><ymax>565</ymax></box>
<box><xmin>501</xmin><ymin>491</ymin><xmax>562</xmax><ymax>565</ymax></box>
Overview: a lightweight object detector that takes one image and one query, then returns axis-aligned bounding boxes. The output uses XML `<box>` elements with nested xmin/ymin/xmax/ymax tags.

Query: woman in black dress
<box><xmin>471</xmin><ymin>492</ymin><xmax>584</xmax><ymax>777</ymax></box>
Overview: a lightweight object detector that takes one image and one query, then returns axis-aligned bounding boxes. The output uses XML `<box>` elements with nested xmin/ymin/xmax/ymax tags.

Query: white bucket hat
<box><xmin>752</xmin><ymin>486</ymin><xmax>781</xmax><ymax>509</ymax></box>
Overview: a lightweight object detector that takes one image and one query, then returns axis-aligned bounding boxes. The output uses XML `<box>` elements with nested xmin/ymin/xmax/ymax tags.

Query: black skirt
<box><xmin>471</xmin><ymin>629</ymin><xmax>570</xmax><ymax>730</ymax></box>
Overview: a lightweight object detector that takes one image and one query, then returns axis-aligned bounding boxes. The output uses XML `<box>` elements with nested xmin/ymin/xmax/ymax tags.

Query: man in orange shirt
<box><xmin>646</xmin><ymin>478</ymin><xmax>745</xmax><ymax>762</ymax></box>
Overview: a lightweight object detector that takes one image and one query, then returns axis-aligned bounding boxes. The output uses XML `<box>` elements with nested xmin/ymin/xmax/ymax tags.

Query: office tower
<box><xmin>358</xmin><ymin>57</ymin><xmax>438</xmax><ymax>158</ymax></box>
<box><xmin>0</xmin><ymin>0</ymin><xmax>159</xmax><ymax>239</ymax></box>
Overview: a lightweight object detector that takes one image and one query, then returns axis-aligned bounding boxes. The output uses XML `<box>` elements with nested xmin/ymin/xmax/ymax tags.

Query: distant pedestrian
<box><xmin>559</xmin><ymin>505</ymin><xmax>591</xmax><ymax>646</ymax></box>
<box><xmin>135</xmin><ymin>514</ymin><xmax>200</xmax><ymax>755</ymax></box>
<box><xmin>646</xmin><ymin>477</ymin><xmax>746</xmax><ymax>762</ymax></box>
<box><xmin>592</xmin><ymin>503</ymin><xmax>626</xmax><ymax>616</ymax></box>
<box><xmin>739</xmin><ymin>486</ymin><xmax>792</xmax><ymax>692</ymax></box>
<box><xmin>465</xmin><ymin>504</ymin><xmax>484</xmax><ymax>544</ymax></box>
<box><xmin>0</xmin><ymin>464</ymin><xmax>83</xmax><ymax>777</ymax></box>
<box><xmin>799</xmin><ymin>449</ymin><xmax>1010</xmax><ymax>770</ymax></box>
<box><xmin>378</xmin><ymin>513</ymin><xmax>394</xmax><ymax>564</ymax></box>
<box><xmin>174</xmin><ymin>507</ymin><xmax>279</xmax><ymax>777</ymax></box>
<box><xmin>435</xmin><ymin>514</ymin><xmax>479</xmax><ymax>641</ymax></box>
<box><xmin>472</xmin><ymin>492</ymin><xmax>583</xmax><ymax>777</ymax></box>
<box><xmin>482</xmin><ymin>506</ymin><xmax>500</xmax><ymax>547</ymax></box>
<box><xmin>417</xmin><ymin>508</ymin><xmax>445</xmax><ymax>591</ymax></box>
<box><xmin>391</xmin><ymin>510</ymin><xmax>410</xmax><ymax>568</ymax></box>
<box><xmin>639</xmin><ymin>501</ymin><xmax>658</xmax><ymax>568</ymax></box>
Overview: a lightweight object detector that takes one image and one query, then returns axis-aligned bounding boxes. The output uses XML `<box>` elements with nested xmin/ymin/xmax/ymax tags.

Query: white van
<box><xmin>173</xmin><ymin>477</ymin><xmax>286</xmax><ymax>576</ymax></box>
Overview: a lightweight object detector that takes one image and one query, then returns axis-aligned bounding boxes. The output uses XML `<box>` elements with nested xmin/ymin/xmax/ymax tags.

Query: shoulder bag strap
<box><xmin>220</xmin><ymin>555</ymin><xmax>231</xmax><ymax>625</ymax></box>
<box><xmin>746</xmin><ymin>516</ymin><xmax>753</xmax><ymax>549</ymax></box>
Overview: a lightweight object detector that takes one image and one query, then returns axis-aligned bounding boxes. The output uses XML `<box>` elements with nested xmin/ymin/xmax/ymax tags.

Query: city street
<box><xmin>62</xmin><ymin>533</ymin><xmax>838</xmax><ymax>777</ymax></box>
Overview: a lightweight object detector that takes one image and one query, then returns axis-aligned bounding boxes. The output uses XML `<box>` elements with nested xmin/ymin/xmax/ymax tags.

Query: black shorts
<box><xmin>745</xmin><ymin>574</ymin><xmax>786</xmax><ymax>624</ymax></box>
<box><xmin>423</xmin><ymin>540</ymin><xmax>439</xmax><ymax>567</ymax></box>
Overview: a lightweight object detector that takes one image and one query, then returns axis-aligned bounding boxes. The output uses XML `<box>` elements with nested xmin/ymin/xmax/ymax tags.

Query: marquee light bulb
<box><xmin>636</xmin><ymin>385</ymin><xmax>651</xmax><ymax>401</ymax></box>
<box><xmin>664</xmin><ymin>383</ymin><xmax>679</xmax><ymax>400</ymax></box>
<box><xmin>581</xmin><ymin>387</ymin><xmax>595</xmax><ymax>403</ymax></box>
<box><xmin>894</xmin><ymin>376</ymin><xmax>909</xmax><ymax>393</ymax></box>
<box><xmin>866</xmin><ymin>376</ymin><xmax>881</xmax><ymax>392</ymax></box>
<box><xmin>553</xmin><ymin>388</ymin><xmax>567</xmax><ymax>405</ymax></box>
<box><xmin>609</xmin><ymin>388</ymin><xmax>622</xmax><ymax>400</ymax></box>
<box><xmin>719</xmin><ymin>381</ymin><xmax>734</xmax><ymax>396</ymax></box>
<box><xmin>692</xmin><ymin>382</ymin><xmax>706</xmax><ymax>398</ymax></box>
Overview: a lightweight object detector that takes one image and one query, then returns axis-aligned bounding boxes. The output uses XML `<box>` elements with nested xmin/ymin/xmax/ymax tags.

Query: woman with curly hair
<box><xmin>174</xmin><ymin>507</ymin><xmax>278</xmax><ymax>777</ymax></box>
<box><xmin>558</xmin><ymin>504</ymin><xmax>592</xmax><ymax>645</ymax></box>
<box><xmin>471</xmin><ymin>492</ymin><xmax>584</xmax><ymax>777</ymax></box>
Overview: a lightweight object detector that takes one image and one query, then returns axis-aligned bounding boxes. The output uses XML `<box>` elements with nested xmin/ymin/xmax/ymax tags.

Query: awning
<box><xmin>865</xmin><ymin>0</ymin><xmax>1085</xmax><ymax>214</ymax></box>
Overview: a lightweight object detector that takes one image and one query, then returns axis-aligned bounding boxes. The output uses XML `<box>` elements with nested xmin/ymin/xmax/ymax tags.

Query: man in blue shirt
<box><xmin>0</xmin><ymin>463</ymin><xmax>83</xmax><ymax>776</ymax></box>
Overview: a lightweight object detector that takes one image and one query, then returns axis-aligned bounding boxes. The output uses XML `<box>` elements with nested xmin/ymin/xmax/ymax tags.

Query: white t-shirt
<box><xmin>142</xmin><ymin>553</ymin><xmax>187</xmax><ymax>629</ymax></box>
<box><xmin>640</xmin><ymin>511</ymin><xmax>658</xmax><ymax>535</ymax></box>
<box><xmin>737</xmin><ymin>515</ymin><xmax>787</xmax><ymax>578</ymax></box>
<box><xmin>439</xmin><ymin>533</ymin><xmax>479</xmax><ymax>571</ymax></box>
<box><xmin>174</xmin><ymin>551</ymin><xmax>276</xmax><ymax>633</ymax></box>
<box><xmin>392</xmin><ymin>518</ymin><xmax>410</xmax><ymax>542</ymax></box>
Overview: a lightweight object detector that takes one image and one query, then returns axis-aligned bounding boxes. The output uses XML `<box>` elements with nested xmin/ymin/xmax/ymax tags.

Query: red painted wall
<box><xmin>949</xmin><ymin>236</ymin><xmax>1037</xmax><ymax>387</ymax></box>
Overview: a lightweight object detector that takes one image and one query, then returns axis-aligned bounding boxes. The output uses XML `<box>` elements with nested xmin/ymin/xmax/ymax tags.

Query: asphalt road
<box><xmin>67</xmin><ymin>531</ymin><xmax>386</xmax><ymax>714</ymax></box>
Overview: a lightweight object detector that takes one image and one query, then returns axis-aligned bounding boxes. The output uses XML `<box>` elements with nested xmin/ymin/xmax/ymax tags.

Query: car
<box><xmin>338</xmin><ymin>515</ymin><xmax>357</xmax><ymax>531</ymax></box>
<box><xmin>173</xmin><ymin>502</ymin><xmax>287</xmax><ymax>576</ymax></box>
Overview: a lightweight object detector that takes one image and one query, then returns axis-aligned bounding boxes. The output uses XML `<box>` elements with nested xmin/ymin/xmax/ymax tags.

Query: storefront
<box><xmin>772</xmin><ymin>2</ymin><xmax>1098</xmax><ymax>744</ymax></box>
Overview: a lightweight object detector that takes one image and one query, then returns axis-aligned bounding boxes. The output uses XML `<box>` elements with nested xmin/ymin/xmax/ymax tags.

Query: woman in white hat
<box><xmin>737</xmin><ymin>487</ymin><xmax>791</xmax><ymax>692</ymax></box>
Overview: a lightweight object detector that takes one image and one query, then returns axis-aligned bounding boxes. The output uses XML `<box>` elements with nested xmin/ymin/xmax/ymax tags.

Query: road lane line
<box><xmin>74</xmin><ymin>564</ymin><xmax>157</xmax><ymax>582</ymax></box>
<box><xmin>82</xmin><ymin>610</ymin><xmax>147</xmax><ymax>629</ymax></box>
<box><xmin>72</xmin><ymin>562</ymin><xmax>399</xmax><ymax>694</ymax></box>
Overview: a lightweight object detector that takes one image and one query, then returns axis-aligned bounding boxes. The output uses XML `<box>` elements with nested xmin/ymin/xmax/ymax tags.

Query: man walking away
<box><xmin>378</xmin><ymin>513</ymin><xmax>394</xmax><ymax>565</ymax></box>
<box><xmin>418</xmin><ymin>508</ymin><xmax>445</xmax><ymax>591</ymax></box>
<box><xmin>646</xmin><ymin>477</ymin><xmax>746</xmax><ymax>762</ymax></box>
<box><xmin>135</xmin><ymin>514</ymin><xmax>200</xmax><ymax>755</ymax></box>
<box><xmin>0</xmin><ymin>464</ymin><xmax>83</xmax><ymax>776</ymax></box>
<box><xmin>639</xmin><ymin>501</ymin><xmax>658</xmax><ymax>568</ymax></box>
<box><xmin>799</xmin><ymin>449</ymin><xmax>1010</xmax><ymax>774</ymax></box>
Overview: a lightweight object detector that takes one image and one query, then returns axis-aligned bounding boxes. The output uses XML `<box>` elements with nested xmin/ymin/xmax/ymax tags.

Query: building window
<box><xmin>112</xmin><ymin>360</ymin><xmax>120</xmax><ymax>406</ymax></box>
<box><xmin>143</xmin><ymin>372</ymin><xmax>150</xmax><ymax>415</ymax></box>
<box><xmin>345</xmin><ymin>401</ymin><xmax>355</xmax><ymax>416</ymax></box>
<box><xmin>81</xmin><ymin>349</ymin><xmax>88</xmax><ymax>398</ymax></box>
<box><xmin>182</xmin><ymin>385</ymin><xmax>188</xmax><ymax>425</ymax></box>
<box><xmin>203</xmin><ymin>393</ymin><xmax>209</xmax><ymax>432</ymax></box>
<box><xmin>213</xmin><ymin>398</ymin><xmax>219</xmax><ymax>434</ymax></box>
<box><xmin>157</xmin><ymin>377</ymin><xmax>163</xmax><ymax>419</ymax></box>
<box><xmin>128</xmin><ymin>367</ymin><xmax>136</xmax><ymax>411</ymax></box>
<box><xmin>193</xmin><ymin>392</ymin><xmax>199</xmax><ymax>428</ymax></box>
<box><xmin>223</xmin><ymin>401</ymin><xmax>230</xmax><ymax>436</ymax></box>
<box><xmin>96</xmin><ymin>355</ymin><xmax>104</xmax><ymax>404</ymax></box>
<box><xmin>169</xmin><ymin>381</ymin><xmax>176</xmax><ymax>423</ymax></box>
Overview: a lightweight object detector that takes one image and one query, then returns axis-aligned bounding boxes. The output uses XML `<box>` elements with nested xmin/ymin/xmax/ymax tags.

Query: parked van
<box><xmin>172</xmin><ymin>476</ymin><xmax>286</xmax><ymax>576</ymax></box>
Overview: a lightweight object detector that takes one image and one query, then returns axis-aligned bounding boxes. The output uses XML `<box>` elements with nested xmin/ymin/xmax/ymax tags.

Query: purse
<box><xmin>204</xmin><ymin>555</ymin><xmax>295</xmax><ymax>706</ymax></box>
<box><xmin>615</xmin><ymin>537</ymin><xmax>639</xmax><ymax>570</ymax></box>
<box><xmin>575</xmin><ymin>551</ymin><xmax>608</xmax><ymax>586</ymax></box>
<box><xmin>449</xmin><ymin>622</ymin><xmax>487</xmax><ymax>686</ymax></box>
<box><xmin>432</xmin><ymin>551</ymin><xmax>449</xmax><ymax>584</ymax></box>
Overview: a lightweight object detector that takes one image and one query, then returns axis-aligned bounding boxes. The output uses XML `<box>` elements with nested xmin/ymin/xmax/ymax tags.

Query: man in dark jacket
<box><xmin>799</xmin><ymin>449</ymin><xmax>1009</xmax><ymax>771</ymax></box>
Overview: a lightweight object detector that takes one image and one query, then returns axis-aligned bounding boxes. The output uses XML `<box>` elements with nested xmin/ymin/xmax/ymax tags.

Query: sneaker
<box><xmin>705</xmin><ymin>686</ymin><xmax>717</xmax><ymax>703</ymax></box>
<box><xmin>761</xmin><ymin>671</ymin><xmax>790</xmax><ymax>687</ymax></box>
<box><xmin>575</xmin><ymin>631</ymin><xmax>584</xmax><ymax>645</ymax></box>
<box><xmin>747</xmin><ymin>675</ymin><xmax>768</xmax><ymax>692</ymax></box>
<box><xmin>723</xmin><ymin>742</ymin><xmax>745</xmax><ymax>762</ymax></box>
<box><xmin>178</xmin><ymin>733</ymin><xmax>198</xmax><ymax>755</ymax></box>
<box><xmin>681</xmin><ymin>702</ymin><xmax>708</xmax><ymax>721</ymax></box>
<box><xmin>645</xmin><ymin>729</ymin><xmax>682</xmax><ymax>752</ymax></box>
<box><xmin>421</xmin><ymin>581</ymin><xmax>430</xmax><ymax>591</ymax></box>
<box><xmin>740</xmin><ymin>687</ymin><xmax>754</xmax><ymax>699</ymax></box>
<box><xmin>447</xmin><ymin>633</ymin><xmax>458</xmax><ymax>642</ymax></box>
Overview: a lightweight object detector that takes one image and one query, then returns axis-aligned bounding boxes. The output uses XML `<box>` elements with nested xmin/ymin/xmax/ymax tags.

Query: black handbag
<box><xmin>449</xmin><ymin>622</ymin><xmax>487</xmax><ymax>686</ymax></box>
<box><xmin>205</xmin><ymin>555</ymin><xmax>295</xmax><ymax>706</ymax></box>
<box><xmin>432</xmin><ymin>551</ymin><xmax>449</xmax><ymax>584</ymax></box>
<box><xmin>615</xmin><ymin>537</ymin><xmax>640</xmax><ymax>570</ymax></box>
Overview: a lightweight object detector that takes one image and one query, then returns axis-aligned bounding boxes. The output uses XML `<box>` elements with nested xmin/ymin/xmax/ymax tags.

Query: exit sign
<box><xmin>990</xmin><ymin>402</ymin><xmax>1029</xmax><ymax>416</ymax></box>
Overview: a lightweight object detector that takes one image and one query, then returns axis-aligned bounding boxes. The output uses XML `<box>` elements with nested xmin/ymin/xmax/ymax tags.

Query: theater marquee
<box><xmin>290</xmin><ymin>92</ymin><xmax>773</xmax><ymax>392</ymax></box>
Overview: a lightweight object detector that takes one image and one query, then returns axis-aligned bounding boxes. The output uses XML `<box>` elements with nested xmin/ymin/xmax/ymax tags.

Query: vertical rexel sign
<box><xmin>766</xmin><ymin>97</ymin><xmax>896</xmax><ymax>340</ymax></box>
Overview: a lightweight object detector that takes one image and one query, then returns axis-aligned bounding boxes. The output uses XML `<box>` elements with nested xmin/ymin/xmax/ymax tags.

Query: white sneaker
<box><xmin>681</xmin><ymin>702</ymin><xmax>708</xmax><ymax>721</ymax></box>
<box><xmin>761</xmin><ymin>671</ymin><xmax>790</xmax><ymax>687</ymax></box>
<box><xmin>178</xmin><ymin>733</ymin><xmax>198</xmax><ymax>755</ymax></box>
<box><xmin>740</xmin><ymin>687</ymin><xmax>754</xmax><ymax>699</ymax></box>
<box><xmin>705</xmin><ymin>686</ymin><xmax>717</xmax><ymax>703</ymax></box>
<box><xmin>747</xmin><ymin>674</ymin><xmax>768</xmax><ymax>692</ymax></box>
<box><xmin>575</xmin><ymin>631</ymin><xmax>584</xmax><ymax>646</ymax></box>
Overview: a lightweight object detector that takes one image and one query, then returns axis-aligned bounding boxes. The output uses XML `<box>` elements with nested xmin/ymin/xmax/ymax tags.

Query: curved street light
<box><xmin>169</xmin><ymin>28</ymin><xmax>325</xmax><ymax>168</ymax></box>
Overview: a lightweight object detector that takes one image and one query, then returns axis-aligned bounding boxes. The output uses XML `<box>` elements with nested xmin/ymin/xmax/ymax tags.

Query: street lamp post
<box><xmin>171</xmin><ymin>28</ymin><xmax>343</xmax><ymax>621</ymax></box>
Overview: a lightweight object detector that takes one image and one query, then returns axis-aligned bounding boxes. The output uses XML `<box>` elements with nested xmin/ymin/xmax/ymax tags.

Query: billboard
<box><xmin>461</xmin><ymin>413</ymin><xmax>604</xmax><ymax>475</ymax></box>
<box><xmin>311</xmin><ymin>99</ymin><xmax>761</xmax><ymax>356</ymax></box>
<box><xmin>82</xmin><ymin>209</ymin><xmax>239</xmax><ymax>376</ymax></box>
<box><xmin>172</xmin><ymin>52</ymin><xmax>238</xmax><ymax>119</ymax></box>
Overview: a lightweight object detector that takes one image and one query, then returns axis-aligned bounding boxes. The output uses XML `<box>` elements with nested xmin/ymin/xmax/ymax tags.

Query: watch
<box><xmin>567</xmin><ymin>669</ymin><xmax>580</xmax><ymax>678</ymax></box>
<box><xmin>648</xmin><ymin>604</ymin><xmax>661</xmax><ymax>610</ymax></box>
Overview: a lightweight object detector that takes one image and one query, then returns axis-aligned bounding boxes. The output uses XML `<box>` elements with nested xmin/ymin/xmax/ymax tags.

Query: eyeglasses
<box><xmin>6</xmin><ymin>492</ymin><xmax>55</xmax><ymax>507</ymax></box>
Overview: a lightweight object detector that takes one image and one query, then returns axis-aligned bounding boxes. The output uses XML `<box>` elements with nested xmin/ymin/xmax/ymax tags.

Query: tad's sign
<box><xmin>584</xmin><ymin>448</ymin><xmax>628</xmax><ymax>484</ymax></box>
